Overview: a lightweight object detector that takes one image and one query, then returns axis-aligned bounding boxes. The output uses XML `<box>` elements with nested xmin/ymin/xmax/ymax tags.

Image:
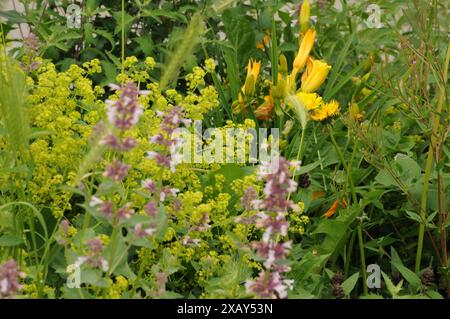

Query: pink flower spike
<box><xmin>108</xmin><ymin>83</ymin><xmax>121</xmax><ymax>91</ymax></box>
<box><xmin>117</xmin><ymin>203</ymin><xmax>134</xmax><ymax>220</ymax></box>
<box><xmin>134</xmin><ymin>224</ymin><xmax>156</xmax><ymax>238</ymax></box>
<box><xmin>104</xmin><ymin>160</ymin><xmax>131</xmax><ymax>182</ymax></box>
<box><xmin>89</xmin><ymin>196</ymin><xmax>104</xmax><ymax>207</ymax></box>
<box><xmin>142</xmin><ymin>179</ymin><xmax>157</xmax><ymax>192</ymax></box>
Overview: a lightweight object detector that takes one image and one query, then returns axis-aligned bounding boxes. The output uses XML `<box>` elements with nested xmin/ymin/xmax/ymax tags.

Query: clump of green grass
<box><xmin>0</xmin><ymin>49</ymin><xmax>30</xmax><ymax>164</ymax></box>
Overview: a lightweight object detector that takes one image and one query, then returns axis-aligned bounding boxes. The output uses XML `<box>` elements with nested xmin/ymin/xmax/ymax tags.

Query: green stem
<box><xmin>121</xmin><ymin>0</ymin><xmax>125</xmax><ymax>75</ymax></box>
<box><xmin>288</xmin><ymin>127</ymin><xmax>306</xmax><ymax>200</ymax></box>
<box><xmin>344</xmin><ymin>229</ymin><xmax>356</xmax><ymax>279</ymax></box>
<box><xmin>329</xmin><ymin>126</ymin><xmax>367</xmax><ymax>294</ymax></box>
<box><xmin>329</xmin><ymin>127</ymin><xmax>356</xmax><ymax>203</ymax></box>
<box><xmin>108</xmin><ymin>219</ymin><xmax>119</xmax><ymax>270</ymax></box>
<box><xmin>415</xmin><ymin>43</ymin><xmax>450</xmax><ymax>273</ymax></box>
<box><xmin>297</xmin><ymin>127</ymin><xmax>306</xmax><ymax>164</ymax></box>
<box><xmin>357</xmin><ymin>224</ymin><xmax>368</xmax><ymax>295</ymax></box>
<box><xmin>27</xmin><ymin>215</ymin><xmax>44</xmax><ymax>298</ymax></box>
<box><xmin>416</xmin><ymin>148</ymin><xmax>433</xmax><ymax>273</ymax></box>
<box><xmin>108</xmin><ymin>239</ymin><xmax>135</xmax><ymax>276</ymax></box>
<box><xmin>313</xmin><ymin>127</ymin><xmax>327</xmax><ymax>192</ymax></box>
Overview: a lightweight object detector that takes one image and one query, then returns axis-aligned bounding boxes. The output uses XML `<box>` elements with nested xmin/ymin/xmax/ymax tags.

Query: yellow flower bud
<box><xmin>272</xmin><ymin>77</ymin><xmax>287</xmax><ymax>100</ymax></box>
<box><xmin>243</xmin><ymin>74</ymin><xmax>256</xmax><ymax>97</ymax></box>
<box><xmin>241</xmin><ymin>59</ymin><xmax>261</xmax><ymax>97</ymax></box>
<box><xmin>300</xmin><ymin>0</ymin><xmax>310</xmax><ymax>33</ymax></box>
<box><xmin>279</xmin><ymin>54</ymin><xmax>288</xmax><ymax>76</ymax></box>
<box><xmin>349</xmin><ymin>102</ymin><xmax>363</xmax><ymax>122</ymax></box>
<box><xmin>293</xmin><ymin>29</ymin><xmax>316</xmax><ymax>71</ymax></box>
<box><xmin>286</xmin><ymin>72</ymin><xmax>297</xmax><ymax>94</ymax></box>
<box><xmin>301</xmin><ymin>57</ymin><xmax>331</xmax><ymax>93</ymax></box>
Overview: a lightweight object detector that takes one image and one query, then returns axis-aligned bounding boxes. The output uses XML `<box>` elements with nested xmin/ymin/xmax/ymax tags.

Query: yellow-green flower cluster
<box><xmin>107</xmin><ymin>276</ymin><xmax>129</xmax><ymax>299</ymax></box>
<box><xmin>289</xmin><ymin>202</ymin><xmax>309</xmax><ymax>235</ymax></box>
<box><xmin>82</xmin><ymin>59</ymin><xmax>102</xmax><ymax>74</ymax></box>
<box><xmin>186</xmin><ymin>66</ymin><xmax>206</xmax><ymax>90</ymax></box>
<box><xmin>22</xmin><ymin>283</ymin><xmax>55</xmax><ymax>299</ymax></box>
<box><xmin>18</xmin><ymin>55</ymin><xmax>295</xmax><ymax>298</ymax></box>
<box><xmin>27</xmin><ymin>61</ymin><xmax>104</xmax><ymax>217</ymax></box>
<box><xmin>204</xmin><ymin>58</ymin><xmax>216</xmax><ymax>73</ymax></box>
<box><xmin>145</xmin><ymin>57</ymin><xmax>156</xmax><ymax>69</ymax></box>
<box><xmin>116</xmin><ymin>55</ymin><xmax>154</xmax><ymax>83</ymax></box>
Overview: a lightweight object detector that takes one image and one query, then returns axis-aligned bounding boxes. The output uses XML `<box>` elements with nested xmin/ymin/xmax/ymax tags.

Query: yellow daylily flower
<box><xmin>310</xmin><ymin>100</ymin><xmax>340</xmax><ymax>121</ymax></box>
<box><xmin>310</xmin><ymin>107</ymin><xmax>327</xmax><ymax>121</ymax></box>
<box><xmin>293</xmin><ymin>29</ymin><xmax>316</xmax><ymax>71</ymax></box>
<box><xmin>301</xmin><ymin>57</ymin><xmax>331</xmax><ymax>93</ymax></box>
<box><xmin>237</xmin><ymin>59</ymin><xmax>261</xmax><ymax>107</ymax></box>
<box><xmin>296</xmin><ymin>92</ymin><xmax>323</xmax><ymax>110</ymax></box>
<box><xmin>322</xmin><ymin>100</ymin><xmax>339</xmax><ymax>116</ymax></box>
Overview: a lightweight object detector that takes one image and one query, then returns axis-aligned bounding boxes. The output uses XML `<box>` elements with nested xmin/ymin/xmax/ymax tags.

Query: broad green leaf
<box><xmin>392</xmin><ymin>262</ymin><xmax>421</xmax><ymax>290</ymax></box>
<box><xmin>0</xmin><ymin>10</ymin><xmax>27</xmax><ymax>24</ymax></box>
<box><xmin>381</xmin><ymin>271</ymin><xmax>403</xmax><ymax>297</ymax></box>
<box><xmin>424</xmin><ymin>290</ymin><xmax>444</xmax><ymax>299</ymax></box>
<box><xmin>393</xmin><ymin>153</ymin><xmax>421</xmax><ymax>182</ymax></box>
<box><xmin>342</xmin><ymin>272</ymin><xmax>360</xmax><ymax>296</ymax></box>
<box><xmin>112</xmin><ymin>11</ymin><xmax>135</xmax><ymax>35</ymax></box>
<box><xmin>0</xmin><ymin>234</ymin><xmax>24</xmax><ymax>247</ymax></box>
<box><xmin>375</xmin><ymin>169</ymin><xmax>397</xmax><ymax>187</ymax></box>
<box><xmin>312</xmin><ymin>204</ymin><xmax>359</xmax><ymax>256</ymax></box>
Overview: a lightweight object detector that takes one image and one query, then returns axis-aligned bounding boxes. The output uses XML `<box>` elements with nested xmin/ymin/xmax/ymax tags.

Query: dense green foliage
<box><xmin>0</xmin><ymin>0</ymin><xmax>449</xmax><ymax>299</ymax></box>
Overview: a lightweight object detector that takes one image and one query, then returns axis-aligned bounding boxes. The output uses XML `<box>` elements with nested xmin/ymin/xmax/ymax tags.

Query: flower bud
<box><xmin>242</xmin><ymin>59</ymin><xmax>261</xmax><ymax>97</ymax></box>
<box><xmin>279</xmin><ymin>54</ymin><xmax>288</xmax><ymax>76</ymax></box>
<box><xmin>293</xmin><ymin>29</ymin><xmax>316</xmax><ymax>71</ymax></box>
<box><xmin>300</xmin><ymin>0</ymin><xmax>310</xmax><ymax>34</ymax></box>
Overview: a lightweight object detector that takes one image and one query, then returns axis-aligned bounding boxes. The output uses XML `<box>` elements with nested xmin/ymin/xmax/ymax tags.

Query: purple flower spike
<box><xmin>144</xmin><ymin>201</ymin><xmax>158</xmax><ymax>217</ymax></box>
<box><xmin>117</xmin><ymin>203</ymin><xmax>134</xmax><ymax>220</ymax></box>
<box><xmin>245</xmin><ymin>271</ymin><xmax>293</xmax><ymax>299</ymax></box>
<box><xmin>76</xmin><ymin>238</ymin><xmax>109</xmax><ymax>272</ymax></box>
<box><xmin>106</xmin><ymin>82</ymin><xmax>143</xmax><ymax>132</ymax></box>
<box><xmin>134</xmin><ymin>224</ymin><xmax>156</xmax><ymax>238</ymax></box>
<box><xmin>242</xmin><ymin>156</ymin><xmax>297</xmax><ymax>299</ymax></box>
<box><xmin>0</xmin><ymin>260</ymin><xmax>25</xmax><ymax>299</ymax></box>
<box><xmin>104</xmin><ymin>160</ymin><xmax>131</xmax><ymax>182</ymax></box>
